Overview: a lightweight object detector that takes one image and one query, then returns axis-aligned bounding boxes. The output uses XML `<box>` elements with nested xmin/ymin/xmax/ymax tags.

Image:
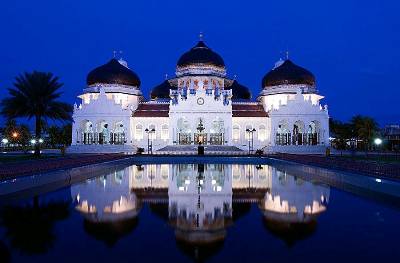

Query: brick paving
<box><xmin>273</xmin><ymin>153</ymin><xmax>400</xmax><ymax>180</ymax></box>
<box><xmin>0</xmin><ymin>154</ymin><xmax>128</xmax><ymax>180</ymax></box>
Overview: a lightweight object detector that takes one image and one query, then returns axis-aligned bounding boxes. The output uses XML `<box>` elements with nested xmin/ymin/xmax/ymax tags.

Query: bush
<box><xmin>137</xmin><ymin>147</ymin><xmax>144</xmax><ymax>154</ymax></box>
<box><xmin>255</xmin><ymin>149</ymin><xmax>263</xmax><ymax>156</ymax></box>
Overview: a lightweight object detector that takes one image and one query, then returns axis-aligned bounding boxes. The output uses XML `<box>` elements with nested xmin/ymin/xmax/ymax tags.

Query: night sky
<box><xmin>1</xmin><ymin>0</ymin><xmax>399</xmax><ymax>127</ymax></box>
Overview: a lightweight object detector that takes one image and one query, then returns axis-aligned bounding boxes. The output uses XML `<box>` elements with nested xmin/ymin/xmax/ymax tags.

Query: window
<box><xmin>149</xmin><ymin>124</ymin><xmax>156</xmax><ymax>140</ymax></box>
<box><xmin>258</xmin><ymin>125</ymin><xmax>266</xmax><ymax>142</ymax></box>
<box><xmin>232</xmin><ymin>124</ymin><xmax>240</xmax><ymax>141</ymax></box>
<box><xmin>245</xmin><ymin>125</ymin><xmax>252</xmax><ymax>140</ymax></box>
<box><xmin>161</xmin><ymin>124</ymin><xmax>169</xmax><ymax>140</ymax></box>
<box><xmin>135</xmin><ymin>124</ymin><xmax>143</xmax><ymax>140</ymax></box>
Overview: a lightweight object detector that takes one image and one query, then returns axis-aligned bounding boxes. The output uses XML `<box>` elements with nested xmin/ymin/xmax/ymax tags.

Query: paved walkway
<box><xmin>0</xmin><ymin>154</ymin><xmax>127</xmax><ymax>180</ymax></box>
<box><xmin>273</xmin><ymin>153</ymin><xmax>400</xmax><ymax>180</ymax></box>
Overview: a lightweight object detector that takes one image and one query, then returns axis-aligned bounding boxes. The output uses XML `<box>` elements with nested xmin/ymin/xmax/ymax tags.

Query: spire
<box><xmin>113</xmin><ymin>50</ymin><xmax>117</xmax><ymax>58</ymax></box>
<box><xmin>285</xmin><ymin>50</ymin><xmax>289</xmax><ymax>60</ymax></box>
<box><xmin>199</xmin><ymin>32</ymin><xmax>204</xmax><ymax>41</ymax></box>
<box><xmin>165</xmin><ymin>73</ymin><xmax>168</xmax><ymax>80</ymax></box>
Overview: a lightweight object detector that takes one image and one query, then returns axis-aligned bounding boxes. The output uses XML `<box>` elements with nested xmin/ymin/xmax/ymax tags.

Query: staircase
<box><xmin>67</xmin><ymin>144</ymin><xmax>137</xmax><ymax>154</ymax></box>
<box><xmin>155</xmin><ymin>145</ymin><xmax>245</xmax><ymax>155</ymax></box>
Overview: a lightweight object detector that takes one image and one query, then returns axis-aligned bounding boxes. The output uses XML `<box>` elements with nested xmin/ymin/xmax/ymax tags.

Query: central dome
<box><xmin>87</xmin><ymin>59</ymin><xmax>141</xmax><ymax>87</ymax></box>
<box><xmin>177</xmin><ymin>40</ymin><xmax>225</xmax><ymax>68</ymax></box>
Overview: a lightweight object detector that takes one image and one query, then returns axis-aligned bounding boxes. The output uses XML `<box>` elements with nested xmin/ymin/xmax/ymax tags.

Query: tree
<box><xmin>329</xmin><ymin>118</ymin><xmax>352</xmax><ymax>150</ymax></box>
<box><xmin>0</xmin><ymin>71</ymin><xmax>73</xmax><ymax>156</ymax></box>
<box><xmin>350</xmin><ymin>115</ymin><xmax>379</xmax><ymax>151</ymax></box>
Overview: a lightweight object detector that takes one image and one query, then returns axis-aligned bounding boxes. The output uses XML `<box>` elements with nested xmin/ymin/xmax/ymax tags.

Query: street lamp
<box><xmin>30</xmin><ymin>139</ymin><xmax>36</xmax><ymax>145</ymax></box>
<box><xmin>374</xmin><ymin>138</ymin><xmax>382</xmax><ymax>151</ymax></box>
<box><xmin>12</xmin><ymin>132</ymin><xmax>18</xmax><ymax>139</ymax></box>
<box><xmin>145</xmin><ymin>128</ymin><xmax>155</xmax><ymax>154</ymax></box>
<box><xmin>246</xmin><ymin>128</ymin><xmax>256</xmax><ymax>154</ymax></box>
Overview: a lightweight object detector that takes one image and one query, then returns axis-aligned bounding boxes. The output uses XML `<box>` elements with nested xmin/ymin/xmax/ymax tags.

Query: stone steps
<box><xmin>67</xmin><ymin>144</ymin><xmax>137</xmax><ymax>153</ymax></box>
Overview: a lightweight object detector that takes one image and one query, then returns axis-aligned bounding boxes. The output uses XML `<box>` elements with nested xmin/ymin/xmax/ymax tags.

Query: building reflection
<box><xmin>71</xmin><ymin>169</ymin><xmax>141</xmax><ymax>246</ymax></box>
<box><xmin>259</xmin><ymin>169</ymin><xmax>329</xmax><ymax>246</ymax></box>
<box><xmin>70</xmin><ymin>163</ymin><xmax>330</xmax><ymax>251</ymax></box>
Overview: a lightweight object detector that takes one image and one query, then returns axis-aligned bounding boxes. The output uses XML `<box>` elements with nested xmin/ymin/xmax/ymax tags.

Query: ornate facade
<box><xmin>71</xmin><ymin>36</ymin><xmax>330</xmax><ymax>154</ymax></box>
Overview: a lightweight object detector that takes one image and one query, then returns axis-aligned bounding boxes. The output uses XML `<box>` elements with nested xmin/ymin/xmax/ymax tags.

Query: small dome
<box><xmin>229</xmin><ymin>80</ymin><xmax>251</xmax><ymax>100</ymax></box>
<box><xmin>177</xmin><ymin>41</ymin><xmax>225</xmax><ymax>68</ymax></box>
<box><xmin>150</xmin><ymin>79</ymin><xmax>177</xmax><ymax>100</ymax></box>
<box><xmin>87</xmin><ymin>59</ymin><xmax>141</xmax><ymax>87</ymax></box>
<box><xmin>262</xmin><ymin>60</ymin><xmax>315</xmax><ymax>88</ymax></box>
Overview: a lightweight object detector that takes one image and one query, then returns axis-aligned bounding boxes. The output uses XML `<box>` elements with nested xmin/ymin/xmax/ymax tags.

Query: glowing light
<box><xmin>30</xmin><ymin>139</ymin><xmax>36</xmax><ymax>144</ymax></box>
<box><xmin>12</xmin><ymin>132</ymin><xmax>18</xmax><ymax>138</ymax></box>
<box><xmin>374</xmin><ymin>138</ymin><xmax>382</xmax><ymax>145</ymax></box>
<box><xmin>375</xmin><ymin>178</ymin><xmax>382</xmax><ymax>183</ymax></box>
<box><xmin>1</xmin><ymin>138</ymin><xmax>8</xmax><ymax>144</ymax></box>
<box><xmin>38</xmin><ymin>138</ymin><xmax>44</xmax><ymax>143</ymax></box>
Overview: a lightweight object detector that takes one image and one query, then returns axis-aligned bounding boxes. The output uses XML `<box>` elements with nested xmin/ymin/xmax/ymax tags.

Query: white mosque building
<box><xmin>70</xmin><ymin>36</ymin><xmax>329</xmax><ymax>154</ymax></box>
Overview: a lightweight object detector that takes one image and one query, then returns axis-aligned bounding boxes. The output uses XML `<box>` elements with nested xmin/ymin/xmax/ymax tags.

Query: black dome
<box><xmin>262</xmin><ymin>60</ymin><xmax>315</xmax><ymax>88</ymax></box>
<box><xmin>87</xmin><ymin>59</ymin><xmax>141</xmax><ymax>87</ymax></box>
<box><xmin>150</xmin><ymin>80</ymin><xmax>177</xmax><ymax>100</ymax></box>
<box><xmin>229</xmin><ymin>80</ymin><xmax>252</xmax><ymax>100</ymax></box>
<box><xmin>177</xmin><ymin>41</ymin><xmax>225</xmax><ymax>68</ymax></box>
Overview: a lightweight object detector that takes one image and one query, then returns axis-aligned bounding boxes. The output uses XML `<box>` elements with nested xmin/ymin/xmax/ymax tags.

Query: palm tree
<box><xmin>0</xmin><ymin>71</ymin><xmax>73</xmax><ymax>155</ymax></box>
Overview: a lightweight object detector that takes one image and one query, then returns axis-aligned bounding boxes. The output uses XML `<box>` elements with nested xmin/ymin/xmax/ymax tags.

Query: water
<box><xmin>0</xmin><ymin>161</ymin><xmax>399</xmax><ymax>263</ymax></box>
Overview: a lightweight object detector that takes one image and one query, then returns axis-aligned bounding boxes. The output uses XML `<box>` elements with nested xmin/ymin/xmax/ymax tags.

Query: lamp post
<box><xmin>145</xmin><ymin>128</ymin><xmax>155</xmax><ymax>154</ymax></box>
<box><xmin>246</xmin><ymin>128</ymin><xmax>256</xmax><ymax>154</ymax></box>
<box><xmin>374</xmin><ymin>138</ymin><xmax>382</xmax><ymax>151</ymax></box>
<box><xmin>2</xmin><ymin>138</ymin><xmax>8</xmax><ymax>151</ymax></box>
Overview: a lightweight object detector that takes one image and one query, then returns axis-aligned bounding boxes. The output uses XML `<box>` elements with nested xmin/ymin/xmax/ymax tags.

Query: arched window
<box><xmin>258</xmin><ymin>125</ymin><xmax>266</xmax><ymax>142</ymax></box>
<box><xmin>232</xmin><ymin>124</ymin><xmax>240</xmax><ymax>142</ymax></box>
<box><xmin>276</xmin><ymin>120</ymin><xmax>290</xmax><ymax>145</ymax></box>
<box><xmin>135</xmin><ymin>124</ymin><xmax>143</xmax><ymax>140</ymax></box>
<box><xmin>149</xmin><ymin>124</ymin><xmax>156</xmax><ymax>140</ymax></box>
<box><xmin>245</xmin><ymin>125</ymin><xmax>252</xmax><ymax>140</ymax></box>
<box><xmin>161</xmin><ymin>124</ymin><xmax>169</xmax><ymax>140</ymax></box>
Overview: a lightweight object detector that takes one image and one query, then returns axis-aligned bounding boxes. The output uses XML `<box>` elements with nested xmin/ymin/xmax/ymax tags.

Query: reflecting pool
<box><xmin>0</xmin><ymin>162</ymin><xmax>399</xmax><ymax>262</ymax></box>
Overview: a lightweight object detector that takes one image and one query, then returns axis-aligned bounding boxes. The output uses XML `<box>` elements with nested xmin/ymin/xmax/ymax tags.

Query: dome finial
<box><xmin>113</xmin><ymin>50</ymin><xmax>117</xmax><ymax>58</ymax></box>
<box><xmin>285</xmin><ymin>50</ymin><xmax>289</xmax><ymax>60</ymax></box>
<box><xmin>165</xmin><ymin>73</ymin><xmax>168</xmax><ymax>80</ymax></box>
<box><xmin>199</xmin><ymin>32</ymin><xmax>204</xmax><ymax>41</ymax></box>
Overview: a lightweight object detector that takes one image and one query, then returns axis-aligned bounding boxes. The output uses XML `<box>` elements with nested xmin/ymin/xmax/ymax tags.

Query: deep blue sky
<box><xmin>1</xmin><ymin>0</ymin><xmax>399</xmax><ymax>126</ymax></box>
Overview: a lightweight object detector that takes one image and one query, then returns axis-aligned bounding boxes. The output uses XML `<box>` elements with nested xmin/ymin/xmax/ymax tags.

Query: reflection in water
<box><xmin>71</xmin><ymin>170</ymin><xmax>141</xmax><ymax>246</ymax></box>
<box><xmin>69</xmin><ymin>163</ymin><xmax>330</xmax><ymax>258</ymax></box>
<box><xmin>0</xmin><ymin>192</ymin><xmax>70</xmax><ymax>255</ymax></box>
<box><xmin>259</xmin><ymin>169</ymin><xmax>329</xmax><ymax>246</ymax></box>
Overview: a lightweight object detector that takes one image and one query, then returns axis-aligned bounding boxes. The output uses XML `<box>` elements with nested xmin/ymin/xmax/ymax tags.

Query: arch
<box><xmin>307</xmin><ymin>120</ymin><xmax>321</xmax><ymax>145</ymax></box>
<box><xmin>245</xmin><ymin>124</ymin><xmax>253</xmax><ymax>140</ymax></box>
<box><xmin>293</xmin><ymin>120</ymin><xmax>305</xmax><ymax>145</ymax></box>
<box><xmin>276</xmin><ymin>120</ymin><xmax>290</xmax><ymax>145</ymax></box>
<box><xmin>97</xmin><ymin>120</ymin><xmax>110</xmax><ymax>144</ymax></box>
<box><xmin>232</xmin><ymin>124</ymin><xmax>240</xmax><ymax>142</ymax></box>
<box><xmin>80</xmin><ymin>120</ymin><xmax>94</xmax><ymax>144</ymax></box>
<box><xmin>177</xmin><ymin>118</ymin><xmax>191</xmax><ymax>145</ymax></box>
<box><xmin>258</xmin><ymin>125</ymin><xmax>267</xmax><ymax>142</ymax></box>
<box><xmin>135</xmin><ymin>123</ymin><xmax>143</xmax><ymax>140</ymax></box>
<box><xmin>161</xmin><ymin>124</ymin><xmax>169</xmax><ymax>140</ymax></box>
<box><xmin>148</xmin><ymin>124</ymin><xmax>156</xmax><ymax>140</ymax></box>
<box><xmin>209</xmin><ymin>118</ymin><xmax>224</xmax><ymax>145</ymax></box>
<box><xmin>112</xmin><ymin>121</ymin><xmax>125</xmax><ymax>145</ymax></box>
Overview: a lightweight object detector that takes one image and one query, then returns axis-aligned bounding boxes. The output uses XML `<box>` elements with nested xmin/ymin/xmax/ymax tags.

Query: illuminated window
<box><xmin>161</xmin><ymin>124</ymin><xmax>169</xmax><ymax>140</ymax></box>
<box><xmin>245</xmin><ymin>125</ymin><xmax>252</xmax><ymax>140</ymax></box>
<box><xmin>232</xmin><ymin>124</ymin><xmax>240</xmax><ymax>141</ymax></box>
<box><xmin>135</xmin><ymin>124</ymin><xmax>143</xmax><ymax>140</ymax></box>
<box><xmin>258</xmin><ymin>125</ymin><xmax>266</xmax><ymax>141</ymax></box>
<box><xmin>149</xmin><ymin>124</ymin><xmax>156</xmax><ymax>139</ymax></box>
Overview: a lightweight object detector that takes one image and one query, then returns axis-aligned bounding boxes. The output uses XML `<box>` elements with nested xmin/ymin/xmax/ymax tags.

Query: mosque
<box><xmin>70</xmin><ymin>35</ymin><xmax>330</xmax><ymax>154</ymax></box>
